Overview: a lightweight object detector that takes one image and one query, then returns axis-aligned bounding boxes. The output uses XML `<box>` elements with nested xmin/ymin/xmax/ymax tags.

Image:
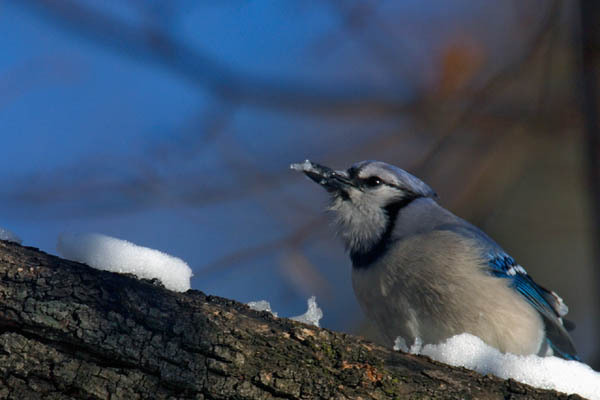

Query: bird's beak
<box><xmin>290</xmin><ymin>160</ymin><xmax>355</xmax><ymax>193</ymax></box>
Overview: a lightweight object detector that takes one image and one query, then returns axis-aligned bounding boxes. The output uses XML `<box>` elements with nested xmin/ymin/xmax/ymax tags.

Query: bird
<box><xmin>290</xmin><ymin>159</ymin><xmax>578</xmax><ymax>359</ymax></box>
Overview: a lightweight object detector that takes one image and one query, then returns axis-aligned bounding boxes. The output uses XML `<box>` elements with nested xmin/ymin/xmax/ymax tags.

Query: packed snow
<box><xmin>57</xmin><ymin>232</ymin><xmax>192</xmax><ymax>292</ymax></box>
<box><xmin>0</xmin><ymin>227</ymin><xmax>22</xmax><ymax>244</ymax></box>
<box><xmin>393</xmin><ymin>336</ymin><xmax>423</xmax><ymax>354</ymax></box>
<box><xmin>247</xmin><ymin>300</ymin><xmax>278</xmax><ymax>317</ymax></box>
<box><xmin>290</xmin><ymin>296</ymin><xmax>323</xmax><ymax>327</ymax></box>
<box><xmin>247</xmin><ymin>296</ymin><xmax>323</xmax><ymax>327</ymax></box>
<box><xmin>394</xmin><ymin>333</ymin><xmax>600</xmax><ymax>400</ymax></box>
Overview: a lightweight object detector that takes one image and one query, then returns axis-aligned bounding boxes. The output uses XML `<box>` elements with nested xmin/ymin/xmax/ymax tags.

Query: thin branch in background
<box><xmin>324</xmin><ymin>1</ymin><xmax>409</xmax><ymax>78</ymax></box>
<box><xmin>147</xmin><ymin>100</ymin><xmax>235</xmax><ymax>165</ymax></box>
<box><xmin>533</xmin><ymin>3</ymin><xmax>562</xmax><ymax>114</ymax></box>
<box><xmin>195</xmin><ymin>217</ymin><xmax>325</xmax><ymax>279</ymax></box>
<box><xmin>0</xmin><ymin>55</ymin><xmax>82</xmax><ymax>110</ymax></box>
<box><xmin>0</xmin><ymin>101</ymin><xmax>237</xmax><ymax>217</ymax></box>
<box><xmin>451</xmin><ymin>125</ymin><xmax>531</xmax><ymax>214</ymax></box>
<box><xmin>279</xmin><ymin>247</ymin><xmax>334</xmax><ymax>302</ymax></box>
<box><xmin>431</xmin><ymin>0</ymin><xmax>561</xmax><ymax>129</ymax></box>
<box><xmin>576</xmin><ymin>0</ymin><xmax>600</xmax><ymax>369</ymax></box>
<box><xmin>16</xmin><ymin>0</ymin><xmax>413</xmax><ymax>116</ymax></box>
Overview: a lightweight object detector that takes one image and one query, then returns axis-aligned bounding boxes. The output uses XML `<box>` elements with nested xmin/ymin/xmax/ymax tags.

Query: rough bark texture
<box><xmin>0</xmin><ymin>240</ymin><xmax>581</xmax><ymax>399</ymax></box>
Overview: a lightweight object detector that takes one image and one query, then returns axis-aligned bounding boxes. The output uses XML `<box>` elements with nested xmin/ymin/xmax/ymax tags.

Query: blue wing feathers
<box><xmin>486</xmin><ymin>253</ymin><xmax>558</xmax><ymax>319</ymax></box>
<box><xmin>486</xmin><ymin>252</ymin><xmax>579</xmax><ymax>360</ymax></box>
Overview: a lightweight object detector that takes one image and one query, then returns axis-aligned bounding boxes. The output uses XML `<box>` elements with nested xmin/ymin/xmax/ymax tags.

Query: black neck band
<box><xmin>350</xmin><ymin>194</ymin><xmax>422</xmax><ymax>269</ymax></box>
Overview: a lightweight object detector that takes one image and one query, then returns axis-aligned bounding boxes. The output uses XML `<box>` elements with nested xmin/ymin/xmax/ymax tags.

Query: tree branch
<box><xmin>0</xmin><ymin>240</ymin><xmax>581</xmax><ymax>399</ymax></box>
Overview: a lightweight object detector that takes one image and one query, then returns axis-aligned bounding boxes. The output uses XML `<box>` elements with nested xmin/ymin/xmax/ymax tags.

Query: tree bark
<box><xmin>0</xmin><ymin>240</ymin><xmax>580</xmax><ymax>399</ymax></box>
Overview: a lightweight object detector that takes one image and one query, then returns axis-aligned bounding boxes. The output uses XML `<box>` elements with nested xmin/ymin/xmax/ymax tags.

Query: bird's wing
<box><xmin>485</xmin><ymin>251</ymin><xmax>578</xmax><ymax>360</ymax></box>
<box><xmin>439</xmin><ymin>224</ymin><xmax>578</xmax><ymax>360</ymax></box>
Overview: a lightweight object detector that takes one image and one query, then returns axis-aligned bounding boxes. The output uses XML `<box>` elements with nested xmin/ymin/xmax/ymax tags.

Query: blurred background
<box><xmin>1</xmin><ymin>1</ymin><xmax>599</xmax><ymax>365</ymax></box>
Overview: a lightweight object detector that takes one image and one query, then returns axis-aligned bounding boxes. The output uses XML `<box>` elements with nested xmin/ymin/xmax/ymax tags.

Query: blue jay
<box><xmin>291</xmin><ymin>159</ymin><xmax>578</xmax><ymax>359</ymax></box>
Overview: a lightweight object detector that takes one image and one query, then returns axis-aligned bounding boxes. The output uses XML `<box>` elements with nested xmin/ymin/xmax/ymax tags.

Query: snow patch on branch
<box><xmin>0</xmin><ymin>227</ymin><xmax>22</xmax><ymax>244</ymax></box>
<box><xmin>395</xmin><ymin>333</ymin><xmax>600</xmax><ymax>400</ymax></box>
<box><xmin>290</xmin><ymin>296</ymin><xmax>323</xmax><ymax>327</ymax></box>
<box><xmin>248</xmin><ymin>296</ymin><xmax>323</xmax><ymax>327</ymax></box>
<box><xmin>247</xmin><ymin>300</ymin><xmax>278</xmax><ymax>317</ymax></box>
<box><xmin>57</xmin><ymin>232</ymin><xmax>192</xmax><ymax>292</ymax></box>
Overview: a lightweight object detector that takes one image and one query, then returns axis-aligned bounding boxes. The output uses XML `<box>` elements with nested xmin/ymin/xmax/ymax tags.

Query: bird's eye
<box><xmin>364</xmin><ymin>176</ymin><xmax>382</xmax><ymax>187</ymax></box>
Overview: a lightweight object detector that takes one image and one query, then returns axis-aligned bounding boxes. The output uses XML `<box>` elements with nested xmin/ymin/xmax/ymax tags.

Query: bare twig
<box><xmin>324</xmin><ymin>1</ymin><xmax>408</xmax><ymax>77</ymax></box>
<box><xmin>195</xmin><ymin>217</ymin><xmax>325</xmax><ymax>279</ymax></box>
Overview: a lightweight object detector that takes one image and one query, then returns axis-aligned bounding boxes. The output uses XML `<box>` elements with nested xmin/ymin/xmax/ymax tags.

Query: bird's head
<box><xmin>291</xmin><ymin>160</ymin><xmax>436</xmax><ymax>255</ymax></box>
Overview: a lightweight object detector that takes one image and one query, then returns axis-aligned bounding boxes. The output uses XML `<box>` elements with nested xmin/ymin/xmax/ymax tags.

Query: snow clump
<box><xmin>0</xmin><ymin>227</ymin><xmax>22</xmax><ymax>244</ymax></box>
<box><xmin>395</xmin><ymin>333</ymin><xmax>600</xmax><ymax>400</ymax></box>
<box><xmin>290</xmin><ymin>296</ymin><xmax>323</xmax><ymax>327</ymax></box>
<box><xmin>247</xmin><ymin>300</ymin><xmax>278</xmax><ymax>317</ymax></box>
<box><xmin>57</xmin><ymin>232</ymin><xmax>192</xmax><ymax>292</ymax></box>
<box><xmin>247</xmin><ymin>296</ymin><xmax>323</xmax><ymax>327</ymax></box>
